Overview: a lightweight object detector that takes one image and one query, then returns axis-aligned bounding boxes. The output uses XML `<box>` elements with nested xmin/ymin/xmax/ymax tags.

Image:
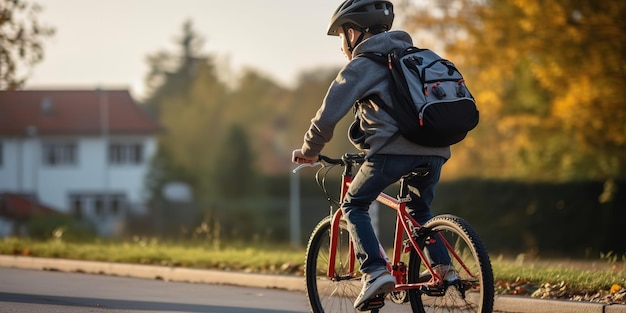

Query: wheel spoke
<box><xmin>408</xmin><ymin>215</ymin><xmax>494</xmax><ymax>313</ymax></box>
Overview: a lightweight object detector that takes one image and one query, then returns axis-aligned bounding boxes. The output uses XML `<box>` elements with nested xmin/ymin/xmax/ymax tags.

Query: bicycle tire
<box><xmin>305</xmin><ymin>216</ymin><xmax>364</xmax><ymax>313</ymax></box>
<box><xmin>408</xmin><ymin>214</ymin><xmax>494</xmax><ymax>313</ymax></box>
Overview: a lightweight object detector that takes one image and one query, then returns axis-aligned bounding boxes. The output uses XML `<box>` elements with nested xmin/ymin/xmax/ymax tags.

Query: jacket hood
<box><xmin>353</xmin><ymin>30</ymin><xmax>413</xmax><ymax>56</ymax></box>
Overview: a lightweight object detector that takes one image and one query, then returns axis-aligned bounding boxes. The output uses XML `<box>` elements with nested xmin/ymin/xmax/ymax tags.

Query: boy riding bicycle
<box><xmin>292</xmin><ymin>0</ymin><xmax>458</xmax><ymax>310</ymax></box>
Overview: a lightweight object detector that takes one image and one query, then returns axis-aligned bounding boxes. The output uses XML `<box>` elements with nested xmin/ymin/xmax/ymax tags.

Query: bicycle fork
<box><xmin>327</xmin><ymin>167</ymin><xmax>355</xmax><ymax>281</ymax></box>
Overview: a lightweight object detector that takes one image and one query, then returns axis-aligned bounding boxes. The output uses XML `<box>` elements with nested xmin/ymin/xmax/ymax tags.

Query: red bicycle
<box><xmin>294</xmin><ymin>153</ymin><xmax>494</xmax><ymax>313</ymax></box>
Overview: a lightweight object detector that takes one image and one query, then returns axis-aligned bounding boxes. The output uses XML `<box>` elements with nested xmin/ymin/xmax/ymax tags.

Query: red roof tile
<box><xmin>0</xmin><ymin>193</ymin><xmax>59</xmax><ymax>219</ymax></box>
<box><xmin>0</xmin><ymin>89</ymin><xmax>161</xmax><ymax>136</ymax></box>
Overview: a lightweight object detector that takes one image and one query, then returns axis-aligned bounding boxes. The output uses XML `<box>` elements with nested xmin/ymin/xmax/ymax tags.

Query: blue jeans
<box><xmin>341</xmin><ymin>154</ymin><xmax>451</xmax><ymax>274</ymax></box>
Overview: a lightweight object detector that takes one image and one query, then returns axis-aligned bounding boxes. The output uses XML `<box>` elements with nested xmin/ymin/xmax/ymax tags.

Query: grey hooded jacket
<box><xmin>301</xmin><ymin>30</ymin><xmax>451</xmax><ymax>160</ymax></box>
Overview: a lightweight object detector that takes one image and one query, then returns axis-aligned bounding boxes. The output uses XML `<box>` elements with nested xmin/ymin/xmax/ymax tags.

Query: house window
<box><xmin>71</xmin><ymin>196</ymin><xmax>82</xmax><ymax>218</ymax></box>
<box><xmin>0</xmin><ymin>197</ymin><xmax>7</xmax><ymax>215</ymax></box>
<box><xmin>110</xmin><ymin>196</ymin><xmax>122</xmax><ymax>214</ymax></box>
<box><xmin>93</xmin><ymin>196</ymin><xmax>104</xmax><ymax>216</ymax></box>
<box><xmin>43</xmin><ymin>143</ymin><xmax>77</xmax><ymax>166</ymax></box>
<box><xmin>69</xmin><ymin>193</ymin><xmax>127</xmax><ymax>219</ymax></box>
<box><xmin>109</xmin><ymin>143</ymin><xmax>143</xmax><ymax>165</ymax></box>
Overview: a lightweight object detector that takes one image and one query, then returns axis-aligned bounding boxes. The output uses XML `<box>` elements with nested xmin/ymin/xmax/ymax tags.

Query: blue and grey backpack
<box><xmin>360</xmin><ymin>46</ymin><xmax>479</xmax><ymax>147</ymax></box>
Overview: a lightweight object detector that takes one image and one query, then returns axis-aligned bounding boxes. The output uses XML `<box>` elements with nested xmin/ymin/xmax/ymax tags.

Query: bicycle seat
<box><xmin>403</xmin><ymin>166</ymin><xmax>430</xmax><ymax>179</ymax></box>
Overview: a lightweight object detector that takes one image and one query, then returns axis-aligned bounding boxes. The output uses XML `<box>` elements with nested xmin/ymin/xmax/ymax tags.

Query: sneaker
<box><xmin>354</xmin><ymin>270</ymin><xmax>396</xmax><ymax>311</ymax></box>
<box><xmin>416</xmin><ymin>264</ymin><xmax>459</xmax><ymax>283</ymax></box>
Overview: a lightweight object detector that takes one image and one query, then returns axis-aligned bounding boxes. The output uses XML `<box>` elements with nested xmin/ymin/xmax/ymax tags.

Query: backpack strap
<box><xmin>358</xmin><ymin>52</ymin><xmax>406</xmax><ymax>154</ymax></box>
<box><xmin>363</xmin><ymin>94</ymin><xmax>400</xmax><ymax>125</ymax></box>
<box><xmin>359</xmin><ymin>94</ymin><xmax>402</xmax><ymax>155</ymax></box>
<box><xmin>358</xmin><ymin>52</ymin><xmax>401</xmax><ymax>121</ymax></box>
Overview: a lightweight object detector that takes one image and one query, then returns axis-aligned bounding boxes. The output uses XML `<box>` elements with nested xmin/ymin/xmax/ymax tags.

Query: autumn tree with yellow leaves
<box><xmin>402</xmin><ymin>0</ymin><xmax>626</xmax><ymax>181</ymax></box>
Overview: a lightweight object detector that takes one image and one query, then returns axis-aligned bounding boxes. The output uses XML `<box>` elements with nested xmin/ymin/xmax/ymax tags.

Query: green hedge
<box><xmin>430</xmin><ymin>180</ymin><xmax>625</xmax><ymax>257</ymax></box>
<box><xmin>151</xmin><ymin>174</ymin><xmax>624</xmax><ymax>258</ymax></box>
<box><xmin>285</xmin><ymin>176</ymin><xmax>625</xmax><ymax>257</ymax></box>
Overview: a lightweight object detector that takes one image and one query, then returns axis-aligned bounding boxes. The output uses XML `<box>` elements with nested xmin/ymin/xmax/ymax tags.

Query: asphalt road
<box><xmin>0</xmin><ymin>267</ymin><xmax>505</xmax><ymax>313</ymax></box>
<box><xmin>0</xmin><ymin>256</ymin><xmax>624</xmax><ymax>313</ymax></box>
<box><xmin>0</xmin><ymin>267</ymin><xmax>309</xmax><ymax>313</ymax></box>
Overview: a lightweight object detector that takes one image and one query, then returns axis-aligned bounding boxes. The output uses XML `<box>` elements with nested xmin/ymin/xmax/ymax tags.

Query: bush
<box><xmin>26</xmin><ymin>214</ymin><xmax>97</xmax><ymax>242</ymax></box>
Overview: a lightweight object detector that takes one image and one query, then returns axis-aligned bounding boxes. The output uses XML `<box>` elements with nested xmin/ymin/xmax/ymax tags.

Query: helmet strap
<box><xmin>342</xmin><ymin>25</ymin><xmax>367</xmax><ymax>53</ymax></box>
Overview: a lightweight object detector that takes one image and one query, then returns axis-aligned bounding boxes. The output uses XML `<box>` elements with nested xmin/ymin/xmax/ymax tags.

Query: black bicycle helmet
<box><xmin>327</xmin><ymin>0</ymin><xmax>394</xmax><ymax>36</ymax></box>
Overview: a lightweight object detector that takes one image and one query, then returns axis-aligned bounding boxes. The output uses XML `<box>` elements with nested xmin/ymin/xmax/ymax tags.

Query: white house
<box><xmin>0</xmin><ymin>89</ymin><xmax>161</xmax><ymax>236</ymax></box>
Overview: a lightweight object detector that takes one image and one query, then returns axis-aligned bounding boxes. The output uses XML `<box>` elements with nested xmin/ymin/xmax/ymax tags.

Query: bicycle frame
<box><xmin>326</xmin><ymin>158</ymin><xmax>474</xmax><ymax>291</ymax></box>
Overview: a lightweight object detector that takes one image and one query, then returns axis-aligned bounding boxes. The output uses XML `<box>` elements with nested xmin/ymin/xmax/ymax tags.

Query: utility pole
<box><xmin>289</xmin><ymin>169</ymin><xmax>301</xmax><ymax>248</ymax></box>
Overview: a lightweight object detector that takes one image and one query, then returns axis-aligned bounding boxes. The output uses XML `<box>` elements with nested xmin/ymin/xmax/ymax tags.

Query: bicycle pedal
<box><xmin>356</xmin><ymin>293</ymin><xmax>386</xmax><ymax>311</ymax></box>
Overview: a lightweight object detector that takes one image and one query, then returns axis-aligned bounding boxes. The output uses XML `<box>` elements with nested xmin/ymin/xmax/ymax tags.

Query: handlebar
<box><xmin>291</xmin><ymin>153</ymin><xmax>365</xmax><ymax>206</ymax></box>
<box><xmin>291</xmin><ymin>153</ymin><xmax>365</xmax><ymax>173</ymax></box>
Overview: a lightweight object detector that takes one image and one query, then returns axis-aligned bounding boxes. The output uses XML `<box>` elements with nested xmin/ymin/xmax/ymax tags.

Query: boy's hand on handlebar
<box><xmin>292</xmin><ymin>149</ymin><xmax>319</xmax><ymax>164</ymax></box>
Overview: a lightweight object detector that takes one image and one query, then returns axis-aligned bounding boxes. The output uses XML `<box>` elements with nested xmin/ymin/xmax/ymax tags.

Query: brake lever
<box><xmin>292</xmin><ymin>162</ymin><xmax>322</xmax><ymax>174</ymax></box>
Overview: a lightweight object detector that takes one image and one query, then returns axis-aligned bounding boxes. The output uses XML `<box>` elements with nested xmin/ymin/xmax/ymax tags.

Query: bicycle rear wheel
<box><xmin>305</xmin><ymin>216</ymin><xmax>366</xmax><ymax>313</ymax></box>
<box><xmin>408</xmin><ymin>214</ymin><xmax>494</xmax><ymax>313</ymax></box>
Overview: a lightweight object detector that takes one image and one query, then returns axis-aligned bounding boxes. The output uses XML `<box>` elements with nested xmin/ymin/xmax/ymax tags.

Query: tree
<box><xmin>403</xmin><ymin>0</ymin><xmax>626</xmax><ymax>180</ymax></box>
<box><xmin>157</xmin><ymin>61</ymin><xmax>229</xmax><ymax>196</ymax></box>
<box><xmin>142</xmin><ymin>19</ymin><xmax>207</xmax><ymax>115</ymax></box>
<box><xmin>0</xmin><ymin>0</ymin><xmax>54</xmax><ymax>90</ymax></box>
<box><xmin>285</xmin><ymin>67</ymin><xmax>357</xmax><ymax>163</ymax></box>
<box><xmin>141</xmin><ymin>20</ymin><xmax>229</xmax><ymax>208</ymax></box>
<box><xmin>227</xmin><ymin>68</ymin><xmax>292</xmax><ymax>173</ymax></box>
<box><xmin>213</xmin><ymin>124</ymin><xmax>255</xmax><ymax>197</ymax></box>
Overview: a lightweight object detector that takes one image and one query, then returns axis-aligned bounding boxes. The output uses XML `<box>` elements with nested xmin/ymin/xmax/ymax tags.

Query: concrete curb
<box><xmin>0</xmin><ymin>255</ymin><xmax>304</xmax><ymax>291</ymax></box>
<box><xmin>1</xmin><ymin>255</ymin><xmax>625</xmax><ymax>313</ymax></box>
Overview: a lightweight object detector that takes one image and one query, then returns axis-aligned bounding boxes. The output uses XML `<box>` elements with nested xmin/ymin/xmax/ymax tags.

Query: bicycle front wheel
<box><xmin>408</xmin><ymin>214</ymin><xmax>494</xmax><ymax>313</ymax></box>
<box><xmin>305</xmin><ymin>215</ymin><xmax>364</xmax><ymax>313</ymax></box>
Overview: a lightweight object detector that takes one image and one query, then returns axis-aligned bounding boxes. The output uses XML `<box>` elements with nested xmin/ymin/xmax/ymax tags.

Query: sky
<box><xmin>25</xmin><ymin>0</ymin><xmax>353</xmax><ymax>100</ymax></box>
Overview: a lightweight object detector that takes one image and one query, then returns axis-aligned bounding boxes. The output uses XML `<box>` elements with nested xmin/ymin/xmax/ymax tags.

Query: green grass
<box><xmin>1</xmin><ymin>237</ymin><xmax>624</xmax><ymax>300</ymax></box>
<box><xmin>0</xmin><ymin>237</ymin><xmax>305</xmax><ymax>274</ymax></box>
<box><xmin>495</xmin><ymin>261</ymin><xmax>621</xmax><ymax>291</ymax></box>
<box><xmin>492</xmin><ymin>254</ymin><xmax>625</xmax><ymax>297</ymax></box>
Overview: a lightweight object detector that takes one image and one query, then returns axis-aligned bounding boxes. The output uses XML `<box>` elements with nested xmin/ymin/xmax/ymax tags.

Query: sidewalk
<box><xmin>1</xmin><ymin>255</ymin><xmax>624</xmax><ymax>313</ymax></box>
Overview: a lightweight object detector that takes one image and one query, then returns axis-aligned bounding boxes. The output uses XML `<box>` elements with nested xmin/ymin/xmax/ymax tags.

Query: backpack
<box><xmin>360</xmin><ymin>46</ymin><xmax>479</xmax><ymax>147</ymax></box>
